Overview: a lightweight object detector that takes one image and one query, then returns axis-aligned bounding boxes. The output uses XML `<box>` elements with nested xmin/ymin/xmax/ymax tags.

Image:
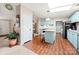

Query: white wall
<box><xmin>16</xmin><ymin>5</ymin><xmax>20</xmax><ymax>15</ymax></box>
<box><xmin>0</xmin><ymin>4</ymin><xmax>17</xmax><ymax>32</ymax></box>
<box><xmin>21</xmin><ymin>4</ymin><xmax>33</xmax><ymax>45</ymax></box>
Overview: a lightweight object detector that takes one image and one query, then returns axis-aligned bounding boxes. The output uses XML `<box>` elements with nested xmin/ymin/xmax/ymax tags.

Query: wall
<box><xmin>21</xmin><ymin>4</ymin><xmax>33</xmax><ymax>45</ymax></box>
<box><xmin>0</xmin><ymin>4</ymin><xmax>17</xmax><ymax>32</ymax></box>
<box><xmin>16</xmin><ymin>4</ymin><xmax>20</xmax><ymax>15</ymax></box>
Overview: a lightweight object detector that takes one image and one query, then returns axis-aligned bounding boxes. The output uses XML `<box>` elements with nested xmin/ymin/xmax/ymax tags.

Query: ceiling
<box><xmin>24</xmin><ymin>3</ymin><xmax>79</xmax><ymax>18</ymax></box>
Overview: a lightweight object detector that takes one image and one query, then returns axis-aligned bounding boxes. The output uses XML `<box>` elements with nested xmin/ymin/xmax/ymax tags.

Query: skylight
<box><xmin>48</xmin><ymin>0</ymin><xmax>79</xmax><ymax>12</ymax></box>
<box><xmin>48</xmin><ymin>0</ymin><xmax>79</xmax><ymax>8</ymax></box>
<box><xmin>49</xmin><ymin>5</ymin><xmax>72</xmax><ymax>12</ymax></box>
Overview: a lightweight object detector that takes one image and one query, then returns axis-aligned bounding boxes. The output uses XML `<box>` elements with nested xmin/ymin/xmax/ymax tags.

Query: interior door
<box><xmin>21</xmin><ymin>15</ymin><xmax>33</xmax><ymax>45</ymax></box>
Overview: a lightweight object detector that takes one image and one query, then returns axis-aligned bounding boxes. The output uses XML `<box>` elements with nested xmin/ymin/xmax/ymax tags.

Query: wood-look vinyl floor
<box><xmin>24</xmin><ymin>34</ymin><xmax>79</xmax><ymax>55</ymax></box>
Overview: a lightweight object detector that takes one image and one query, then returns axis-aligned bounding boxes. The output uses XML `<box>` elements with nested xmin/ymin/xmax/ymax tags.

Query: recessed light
<box><xmin>47</xmin><ymin>10</ymin><xmax>50</xmax><ymax>12</ymax></box>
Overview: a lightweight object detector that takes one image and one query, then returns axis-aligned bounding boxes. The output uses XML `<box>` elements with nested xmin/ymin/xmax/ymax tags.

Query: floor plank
<box><xmin>24</xmin><ymin>34</ymin><xmax>79</xmax><ymax>55</ymax></box>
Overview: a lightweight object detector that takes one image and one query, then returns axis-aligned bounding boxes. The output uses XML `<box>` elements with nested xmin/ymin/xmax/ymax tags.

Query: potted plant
<box><xmin>7</xmin><ymin>32</ymin><xmax>17</xmax><ymax>47</ymax></box>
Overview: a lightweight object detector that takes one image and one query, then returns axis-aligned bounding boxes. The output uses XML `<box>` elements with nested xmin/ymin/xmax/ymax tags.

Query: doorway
<box><xmin>56</xmin><ymin>21</ymin><xmax>64</xmax><ymax>39</ymax></box>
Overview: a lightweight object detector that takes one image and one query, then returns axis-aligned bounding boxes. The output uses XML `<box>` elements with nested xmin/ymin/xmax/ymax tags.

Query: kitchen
<box><xmin>39</xmin><ymin>11</ymin><xmax>79</xmax><ymax>51</ymax></box>
<box><xmin>32</xmin><ymin>6</ymin><xmax>79</xmax><ymax>52</ymax></box>
<box><xmin>23</xmin><ymin>3</ymin><xmax>79</xmax><ymax>54</ymax></box>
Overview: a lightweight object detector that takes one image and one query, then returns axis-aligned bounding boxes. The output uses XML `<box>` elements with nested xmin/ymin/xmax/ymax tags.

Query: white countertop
<box><xmin>43</xmin><ymin>28</ymin><xmax>55</xmax><ymax>32</ymax></box>
<box><xmin>68</xmin><ymin>29</ymin><xmax>79</xmax><ymax>33</ymax></box>
<box><xmin>45</xmin><ymin>30</ymin><xmax>55</xmax><ymax>32</ymax></box>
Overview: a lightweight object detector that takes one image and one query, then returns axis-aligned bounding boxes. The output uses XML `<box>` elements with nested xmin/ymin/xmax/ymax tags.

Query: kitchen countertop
<box><xmin>68</xmin><ymin>29</ymin><xmax>79</xmax><ymax>34</ymax></box>
<box><xmin>45</xmin><ymin>30</ymin><xmax>55</xmax><ymax>32</ymax></box>
<box><xmin>44</xmin><ymin>29</ymin><xmax>55</xmax><ymax>32</ymax></box>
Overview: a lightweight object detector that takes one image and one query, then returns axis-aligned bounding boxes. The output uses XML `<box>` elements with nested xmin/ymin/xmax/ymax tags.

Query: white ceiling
<box><xmin>24</xmin><ymin>3</ymin><xmax>79</xmax><ymax>18</ymax></box>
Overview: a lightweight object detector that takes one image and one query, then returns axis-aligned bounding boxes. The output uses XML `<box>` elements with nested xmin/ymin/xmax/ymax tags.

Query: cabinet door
<box><xmin>44</xmin><ymin>31</ymin><xmax>54</xmax><ymax>44</ymax></box>
<box><xmin>77</xmin><ymin>35</ymin><xmax>79</xmax><ymax>49</ymax></box>
<box><xmin>71</xmin><ymin>32</ymin><xmax>77</xmax><ymax>49</ymax></box>
<box><xmin>67</xmin><ymin>30</ymin><xmax>71</xmax><ymax>42</ymax></box>
<box><xmin>40</xmin><ymin>19</ymin><xmax>45</xmax><ymax>26</ymax></box>
<box><xmin>67</xmin><ymin>30</ymin><xmax>77</xmax><ymax>49</ymax></box>
<box><xmin>70</xmin><ymin>19</ymin><xmax>75</xmax><ymax>23</ymax></box>
<box><xmin>69</xmin><ymin>12</ymin><xmax>79</xmax><ymax>22</ymax></box>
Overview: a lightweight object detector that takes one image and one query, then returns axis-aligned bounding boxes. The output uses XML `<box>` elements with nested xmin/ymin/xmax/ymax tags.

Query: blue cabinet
<box><xmin>69</xmin><ymin>12</ymin><xmax>79</xmax><ymax>22</ymax></box>
<box><xmin>71</xmin><ymin>32</ymin><xmax>77</xmax><ymax>49</ymax></box>
<box><xmin>67</xmin><ymin>30</ymin><xmax>77</xmax><ymax>49</ymax></box>
<box><xmin>40</xmin><ymin>19</ymin><xmax>45</xmax><ymax>26</ymax></box>
<box><xmin>77</xmin><ymin>35</ymin><xmax>79</xmax><ymax>49</ymax></box>
<box><xmin>44</xmin><ymin>31</ymin><xmax>56</xmax><ymax>44</ymax></box>
<box><xmin>40</xmin><ymin>18</ymin><xmax>55</xmax><ymax>28</ymax></box>
<box><xmin>67</xmin><ymin>31</ymin><xmax>72</xmax><ymax>44</ymax></box>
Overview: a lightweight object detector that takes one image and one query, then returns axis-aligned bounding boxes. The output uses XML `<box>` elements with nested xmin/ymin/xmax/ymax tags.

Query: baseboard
<box><xmin>0</xmin><ymin>34</ymin><xmax>7</xmax><ymax>37</ymax></box>
<box><xmin>24</xmin><ymin>40</ymin><xmax>31</xmax><ymax>44</ymax></box>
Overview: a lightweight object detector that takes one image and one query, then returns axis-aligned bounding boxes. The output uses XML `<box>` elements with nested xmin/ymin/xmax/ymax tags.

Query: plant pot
<box><xmin>9</xmin><ymin>39</ymin><xmax>17</xmax><ymax>47</ymax></box>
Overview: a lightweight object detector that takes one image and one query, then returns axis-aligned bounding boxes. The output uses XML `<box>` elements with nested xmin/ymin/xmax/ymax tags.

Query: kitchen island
<box><xmin>44</xmin><ymin>29</ymin><xmax>56</xmax><ymax>44</ymax></box>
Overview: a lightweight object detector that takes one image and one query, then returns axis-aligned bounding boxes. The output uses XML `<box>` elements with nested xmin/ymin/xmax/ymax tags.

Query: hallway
<box><xmin>24</xmin><ymin>34</ymin><xmax>79</xmax><ymax>55</ymax></box>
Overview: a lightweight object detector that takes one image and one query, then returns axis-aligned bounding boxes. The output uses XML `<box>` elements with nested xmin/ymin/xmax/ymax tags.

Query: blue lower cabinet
<box><xmin>67</xmin><ymin>30</ymin><xmax>71</xmax><ymax>42</ymax></box>
<box><xmin>71</xmin><ymin>32</ymin><xmax>77</xmax><ymax>49</ymax></box>
<box><xmin>67</xmin><ymin>30</ymin><xmax>77</xmax><ymax>49</ymax></box>
<box><xmin>77</xmin><ymin>35</ymin><xmax>79</xmax><ymax>49</ymax></box>
<box><xmin>44</xmin><ymin>31</ymin><xmax>55</xmax><ymax>44</ymax></box>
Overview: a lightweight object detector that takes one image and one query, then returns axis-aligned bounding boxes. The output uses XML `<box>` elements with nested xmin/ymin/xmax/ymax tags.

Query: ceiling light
<box><xmin>46</xmin><ymin>18</ymin><xmax>50</xmax><ymax>21</ymax></box>
<box><xmin>49</xmin><ymin>5</ymin><xmax>72</xmax><ymax>12</ymax></box>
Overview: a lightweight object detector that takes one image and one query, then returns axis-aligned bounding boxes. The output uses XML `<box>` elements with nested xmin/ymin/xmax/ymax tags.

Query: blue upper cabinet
<box><xmin>69</xmin><ymin>12</ymin><xmax>79</xmax><ymax>22</ymax></box>
<box><xmin>40</xmin><ymin>18</ymin><xmax>54</xmax><ymax>28</ymax></box>
<box><xmin>40</xmin><ymin>18</ymin><xmax>45</xmax><ymax>26</ymax></box>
